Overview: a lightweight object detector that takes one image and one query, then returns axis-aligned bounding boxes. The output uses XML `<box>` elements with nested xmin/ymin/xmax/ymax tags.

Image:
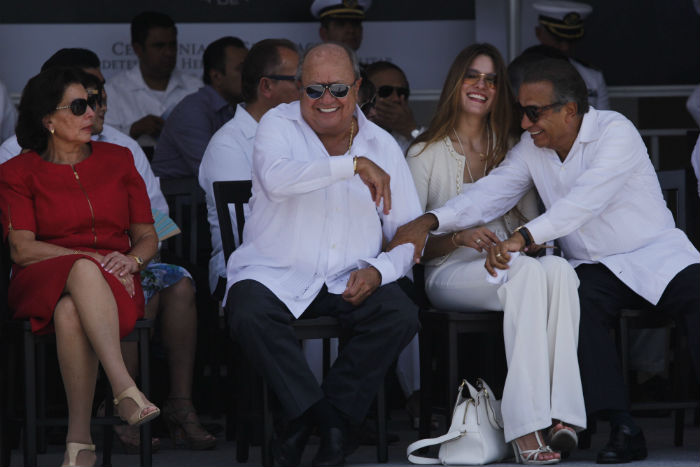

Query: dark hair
<box><xmin>241</xmin><ymin>39</ymin><xmax>298</xmax><ymax>103</ymax></box>
<box><xmin>508</xmin><ymin>45</ymin><xmax>568</xmax><ymax>96</ymax></box>
<box><xmin>131</xmin><ymin>11</ymin><xmax>176</xmax><ymax>46</ymax></box>
<box><xmin>364</xmin><ymin>60</ymin><xmax>407</xmax><ymax>85</ymax></box>
<box><xmin>520</xmin><ymin>57</ymin><xmax>589</xmax><ymax>116</ymax></box>
<box><xmin>413</xmin><ymin>43</ymin><xmax>518</xmax><ymax>169</ymax></box>
<box><xmin>41</xmin><ymin>48</ymin><xmax>100</xmax><ymax>72</ymax></box>
<box><xmin>202</xmin><ymin>36</ymin><xmax>246</xmax><ymax>85</ymax></box>
<box><xmin>16</xmin><ymin>68</ymin><xmax>89</xmax><ymax>153</ymax></box>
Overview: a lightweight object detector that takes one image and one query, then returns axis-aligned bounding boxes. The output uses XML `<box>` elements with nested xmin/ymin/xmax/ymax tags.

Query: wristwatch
<box><xmin>128</xmin><ymin>254</ymin><xmax>144</xmax><ymax>269</ymax></box>
<box><xmin>513</xmin><ymin>226</ymin><xmax>533</xmax><ymax>247</ymax></box>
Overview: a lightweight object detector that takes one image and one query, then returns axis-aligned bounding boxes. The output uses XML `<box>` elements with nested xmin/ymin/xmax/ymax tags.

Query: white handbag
<box><xmin>407</xmin><ymin>379</ymin><xmax>511</xmax><ymax>465</ymax></box>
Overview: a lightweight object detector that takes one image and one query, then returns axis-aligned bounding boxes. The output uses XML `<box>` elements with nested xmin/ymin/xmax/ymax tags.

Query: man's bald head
<box><xmin>296</xmin><ymin>42</ymin><xmax>360</xmax><ymax>84</ymax></box>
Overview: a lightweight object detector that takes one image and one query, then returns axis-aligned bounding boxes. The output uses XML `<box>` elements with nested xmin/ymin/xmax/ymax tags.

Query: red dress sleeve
<box><xmin>0</xmin><ymin>158</ymin><xmax>37</xmax><ymax>239</ymax></box>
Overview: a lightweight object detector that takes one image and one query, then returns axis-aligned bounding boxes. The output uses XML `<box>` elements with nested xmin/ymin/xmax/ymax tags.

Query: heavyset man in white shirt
<box><xmin>389</xmin><ymin>58</ymin><xmax>699</xmax><ymax>465</ymax></box>
<box><xmin>105</xmin><ymin>11</ymin><xmax>201</xmax><ymax>148</ymax></box>
<box><xmin>225</xmin><ymin>43</ymin><xmax>421</xmax><ymax>467</ymax></box>
<box><xmin>198</xmin><ymin>38</ymin><xmax>300</xmax><ymax>297</ymax></box>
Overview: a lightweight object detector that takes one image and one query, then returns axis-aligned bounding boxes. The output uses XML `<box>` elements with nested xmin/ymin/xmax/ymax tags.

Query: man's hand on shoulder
<box><xmin>355</xmin><ymin>156</ymin><xmax>391</xmax><ymax>214</ymax></box>
<box><xmin>130</xmin><ymin>115</ymin><xmax>164</xmax><ymax>139</ymax></box>
<box><xmin>342</xmin><ymin>266</ymin><xmax>382</xmax><ymax>306</ymax></box>
<box><xmin>386</xmin><ymin>213</ymin><xmax>439</xmax><ymax>264</ymax></box>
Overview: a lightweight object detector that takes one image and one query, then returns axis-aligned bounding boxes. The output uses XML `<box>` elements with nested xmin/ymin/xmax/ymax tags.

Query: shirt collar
<box><xmin>577</xmin><ymin>107</ymin><xmax>601</xmax><ymax>144</ymax></box>
<box><xmin>199</xmin><ymin>84</ymin><xmax>232</xmax><ymax>113</ymax></box>
<box><xmin>124</xmin><ymin>66</ymin><xmax>189</xmax><ymax>94</ymax></box>
<box><xmin>281</xmin><ymin>100</ymin><xmax>377</xmax><ymax>143</ymax></box>
<box><xmin>233</xmin><ymin>104</ymin><xmax>258</xmax><ymax>139</ymax></box>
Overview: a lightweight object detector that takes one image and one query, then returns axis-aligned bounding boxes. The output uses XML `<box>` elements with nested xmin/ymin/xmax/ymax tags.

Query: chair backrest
<box><xmin>656</xmin><ymin>169</ymin><xmax>686</xmax><ymax>231</ymax></box>
<box><xmin>159</xmin><ymin>177</ymin><xmax>207</xmax><ymax>265</ymax></box>
<box><xmin>213</xmin><ymin>180</ymin><xmax>252</xmax><ymax>263</ymax></box>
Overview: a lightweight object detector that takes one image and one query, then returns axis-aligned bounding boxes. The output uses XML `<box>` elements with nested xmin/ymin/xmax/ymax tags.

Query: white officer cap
<box><xmin>310</xmin><ymin>0</ymin><xmax>372</xmax><ymax>20</ymax></box>
<box><xmin>533</xmin><ymin>1</ymin><xmax>593</xmax><ymax>40</ymax></box>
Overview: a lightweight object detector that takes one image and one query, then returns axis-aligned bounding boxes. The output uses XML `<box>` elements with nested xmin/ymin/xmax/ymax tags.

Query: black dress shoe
<box><xmin>273</xmin><ymin>420</ymin><xmax>314</xmax><ymax>467</ymax></box>
<box><xmin>596</xmin><ymin>425</ymin><xmax>647</xmax><ymax>464</ymax></box>
<box><xmin>312</xmin><ymin>427</ymin><xmax>345</xmax><ymax>467</ymax></box>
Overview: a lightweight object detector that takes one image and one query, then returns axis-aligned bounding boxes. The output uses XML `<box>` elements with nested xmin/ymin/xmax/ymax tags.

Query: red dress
<box><xmin>0</xmin><ymin>141</ymin><xmax>153</xmax><ymax>338</ymax></box>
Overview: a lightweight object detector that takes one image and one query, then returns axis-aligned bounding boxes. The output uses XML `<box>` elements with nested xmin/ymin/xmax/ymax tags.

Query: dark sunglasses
<box><xmin>264</xmin><ymin>74</ymin><xmax>296</xmax><ymax>81</ymax></box>
<box><xmin>518</xmin><ymin>102</ymin><xmax>564</xmax><ymax>123</ymax></box>
<box><xmin>464</xmin><ymin>71</ymin><xmax>497</xmax><ymax>89</ymax></box>
<box><xmin>304</xmin><ymin>82</ymin><xmax>355</xmax><ymax>100</ymax></box>
<box><xmin>376</xmin><ymin>85</ymin><xmax>410</xmax><ymax>99</ymax></box>
<box><xmin>86</xmin><ymin>88</ymin><xmax>104</xmax><ymax>108</ymax></box>
<box><xmin>55</xmin><ymin>98</ymin><xmax>95</xmax><ymax>116</ymax></box>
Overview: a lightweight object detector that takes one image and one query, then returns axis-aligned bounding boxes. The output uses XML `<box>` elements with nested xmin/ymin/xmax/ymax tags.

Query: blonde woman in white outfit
<box><xmin>406</xmin><ymin>43</ymin><xmax>585</xmax><ymax>464</ymax></box>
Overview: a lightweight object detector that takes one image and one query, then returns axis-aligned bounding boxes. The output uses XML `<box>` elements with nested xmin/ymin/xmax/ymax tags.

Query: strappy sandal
<box><xmin>113</xmin><ymin>386</ymin><xmax>160</xmax><ymax>426</ymax></box>
<box><xmin>61</xmin><ymin>442</ymin><xmax>95</xmax><ymax>467</ymax></box>
<box><xmin>511</xmin><ymin>431</ymin><xmax>560</xmax><ymax>465</ymax></box>
<box><xmin>548</xmin><ymin>422</ymin><xmax>578</xmax><ymax>452</ymax></box>
<box><xmin>163</xmin><ymin>398</ymin><xmax>216</xmax><ymax>450</ymax></box>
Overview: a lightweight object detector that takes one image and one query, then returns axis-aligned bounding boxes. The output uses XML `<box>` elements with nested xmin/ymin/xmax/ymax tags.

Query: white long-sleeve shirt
<box><xmin>104</xmin><ymin>66</ymin><xmax>201</xmax><ymax>147</ymax></box>
<box><xmin>0</xmin><ymin>124</ymin><xmax>168</xmax><ymax>216</ymax></box>
<box><xmin>225</xmin><ymin>101</ymin><xmax>421</xmax><ymax>317</ymax></box>
<box><xmin>198</xmin><ymin>105</ymin><xmax>257</xmax><ymax>293</ymax></box>
<box><xmin>432</xmin><ymin>108</ymin><xmax>699</xmax><ymax>305</ymax></box>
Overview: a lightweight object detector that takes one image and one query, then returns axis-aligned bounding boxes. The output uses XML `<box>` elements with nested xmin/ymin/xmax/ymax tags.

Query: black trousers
<box><xmin>576</xmin><ymin>263</ymin><xmax>700</xmax><ymax>415</ymax></box>
<box><xmin>226</xmin><ymin>279</ymin><xmax>419</xmax><ymax>425</ymax></box>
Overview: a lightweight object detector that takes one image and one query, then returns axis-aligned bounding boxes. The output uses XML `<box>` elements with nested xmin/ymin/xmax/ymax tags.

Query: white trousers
<box><xmin>426</xmin><ymin>255</ymin><xmax>587</xmax><ymax>442</ymax></box>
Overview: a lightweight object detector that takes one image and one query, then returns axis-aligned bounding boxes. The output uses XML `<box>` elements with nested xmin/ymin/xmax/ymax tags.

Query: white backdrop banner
<box><xmin>0</xmin><ymin>21</ymin><xmax>475</xmax><ymax>97</ymax></box>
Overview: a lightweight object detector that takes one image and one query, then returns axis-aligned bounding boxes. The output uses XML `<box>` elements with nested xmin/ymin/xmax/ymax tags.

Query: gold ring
<box><xmin>496</xmin><ymin>252</ymin><xmax>503</xmax><ymax>258</ymax></box>
<box><xmin>476</xmin><ymin>238</ymin><xmax>482</xmax><ymax>244</ymax></box>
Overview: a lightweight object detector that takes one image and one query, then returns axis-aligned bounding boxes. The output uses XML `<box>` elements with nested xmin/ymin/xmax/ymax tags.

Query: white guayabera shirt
<box><xmin>225</xmin><ymin>101</ymin><xmax>421</xmax><ymax>317</ymax></box>
<box><xmin>431</xmin><ymin>108</ymin><xmax>699</xmax><ymax>305</ymax></box>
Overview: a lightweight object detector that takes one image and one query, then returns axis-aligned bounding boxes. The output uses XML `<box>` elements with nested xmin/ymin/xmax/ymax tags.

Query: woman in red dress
<box><xmin>0</xmin><ymin>67</ymin><xmax>160</xmax><ymax>467</ymax></box>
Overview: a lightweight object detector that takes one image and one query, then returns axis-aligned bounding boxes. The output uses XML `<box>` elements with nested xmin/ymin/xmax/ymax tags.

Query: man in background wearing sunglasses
<box><xmin>225</xmin><ymin>42</ymin><xmax>421</xmax><ymax>467</ymax></box>
<box><xmin>198</xmin><ymin>38</ymin><xmax>300</xmax><ymax>299</ymax></box>
<box><xmin>365</xmin><ymin>61</ymin><xmax>424</xmax><ymax>154</ymax></box>
<box><xmin>388</xmin><ymin>57</ymin><xmax>700</xmax><ymax>465</ymax></box>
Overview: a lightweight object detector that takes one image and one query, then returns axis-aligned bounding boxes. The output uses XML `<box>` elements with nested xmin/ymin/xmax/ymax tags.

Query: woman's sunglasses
<box><xmin>464</xmin><ymin>71</ymin><xmax>497</xmax><ymax>90</ymax></box>
<box><xmin>55</xmin><ymin>98</ymin><xmax>96</xmax><ymax>116</ymax></box>
<box><xmin>304</xmin><ymin>82</ymin><xmax>355</xmax><ymax>100</ymax></box>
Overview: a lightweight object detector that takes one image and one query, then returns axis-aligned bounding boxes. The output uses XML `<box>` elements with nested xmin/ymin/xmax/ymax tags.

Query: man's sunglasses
<box><xmin>304</xmin><ymin>82</ymin><xmax>355</xmax><ymax>100</ymax></box>
<box><xmin>376</xmin><ymin>85</ymin><xmax>410</xmax><ymax>99</ymax></box>
<box><xmin>518</xmin><ymin>102</ymin><xmax>564</xmax><ymax>123</ymax></box>
<box><xmin>55</xmin><ymin>98</ymin><xmax>96</xmax><ymax>116</ymax></box>
<box><xmin>464</xmin><ymin>71</ymin><xmax>497</xmax><ymax>90</ymax></box>
<box><xmin>86</xmin><ymin>88</ymin><xmax>104</xmax><ymax>108</ymax></box>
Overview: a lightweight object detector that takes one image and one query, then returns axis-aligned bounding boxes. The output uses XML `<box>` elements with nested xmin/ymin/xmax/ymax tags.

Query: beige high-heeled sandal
<box><xmin>61</xmin><ymin>442</ymin><xmax>95</xmax><ymax>467</ymax></box>
<box><xmin>113</xmin><ymin>386</ymin><xmax>160</xmax><ymax>426</ymax></box>
<box><xmin>511</xmin><ymin>431</ymin><xmax>560</xmax><ymax>465</ymax></box>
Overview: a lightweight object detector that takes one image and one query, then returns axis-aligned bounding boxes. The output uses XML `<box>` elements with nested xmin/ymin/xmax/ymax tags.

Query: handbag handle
<box><xmin>407</xmin><ymin>430</ymin><xmax>464</xmax><ymax>464</ymax></box>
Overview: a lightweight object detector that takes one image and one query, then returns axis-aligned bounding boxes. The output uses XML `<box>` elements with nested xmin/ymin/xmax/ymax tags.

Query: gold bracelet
<box><xmin>451</xmin><ymin>231</ymin><xmax>459</xmax><ymax>248</ymax></box>
<box><xmin>353</xmin><ymin>156</ymin><xmax>358</xmax><ymax>174</ymax></box>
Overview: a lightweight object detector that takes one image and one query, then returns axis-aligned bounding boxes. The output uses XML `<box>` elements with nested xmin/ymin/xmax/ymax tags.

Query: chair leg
<box><xmin>418</xmin><ymin>321</ymin><xmax>434</xmax><ymax>439</ymax></box>
<box><xmin>102</xmin><ymin>394</ymin><xmax>113</xmax><ymax>467</ymax></box>
<box><xmin>23</xmin><ymin>330</ymin><xmax>37</xmax><ymax>467</ymax></box>
<box><xmin>36</xmin><ymin>343</ymin><xmax>47</xmax><ymax>454</ymax></box>
<box><xmin>138</xmin><ymin>326</ymin><xmax>152</xmax><ymax>467</ymax></box>
<box><xmin>235</xmin><ymin>353</ymin><xmax>250</xmax><ymax>463</ymax></box>
<box><xmin>375</xmin><ymin>379</ymin><xmax>388</xmax><ymax>463</ymax></box>
<box><xmin>261</xmin><ymin>380</ymin><xmax>273</xmax><ymax>467</ymax></box>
